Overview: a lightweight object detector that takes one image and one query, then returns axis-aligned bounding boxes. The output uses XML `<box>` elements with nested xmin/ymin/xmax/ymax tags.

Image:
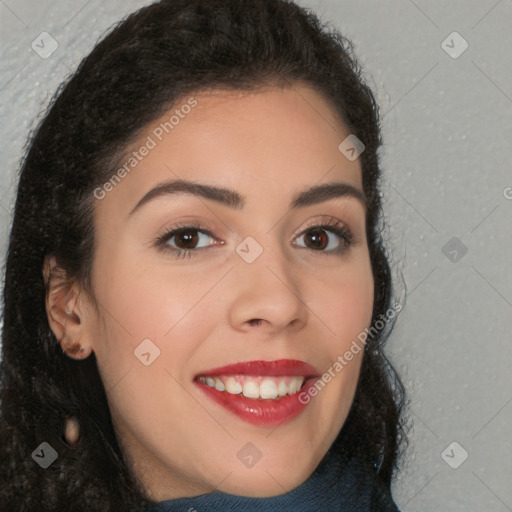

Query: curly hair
<box><xmin>0</xmin><ymin>0</ymin><xmax>407</xmax><ymax>510</ymax></box>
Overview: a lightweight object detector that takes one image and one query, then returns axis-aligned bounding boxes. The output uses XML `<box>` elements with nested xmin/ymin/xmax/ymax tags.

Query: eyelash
<box><xmin>154</xmin><ymin>217</ymin><xmax>354</xmax><ymax>260</ymax></box>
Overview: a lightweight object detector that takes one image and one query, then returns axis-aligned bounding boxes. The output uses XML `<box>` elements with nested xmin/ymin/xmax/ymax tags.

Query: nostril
<box><xmin>248</xmin><ymin>318</ymin><xmax>262</xmax><ymax>327</ymax></box>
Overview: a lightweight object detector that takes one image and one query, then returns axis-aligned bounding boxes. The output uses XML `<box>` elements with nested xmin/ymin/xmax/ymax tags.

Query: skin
<box><xmin>45</xmin><ymin>83</ymin><xmax>374</xmax><ymax>502</ymax></box>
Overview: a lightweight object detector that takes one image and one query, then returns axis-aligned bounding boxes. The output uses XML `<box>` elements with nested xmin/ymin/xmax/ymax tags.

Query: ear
<box><xmin>43</xmin><ymin>255</ymin><xmax>93</xmax><ymax>360</ymax></box>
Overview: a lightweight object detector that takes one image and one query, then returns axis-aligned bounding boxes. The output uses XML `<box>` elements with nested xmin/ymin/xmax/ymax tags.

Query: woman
<box><xmin>0</xmin><ymin>0</ymin><xmax>407</xmax><ymax>510</ymax></box>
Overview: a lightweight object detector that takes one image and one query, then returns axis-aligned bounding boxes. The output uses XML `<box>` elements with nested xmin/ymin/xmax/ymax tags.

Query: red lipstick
<box><xmin>194</xmin><ymin>359</ymin><xmax>320</xmax><ymax>427</ymax></box>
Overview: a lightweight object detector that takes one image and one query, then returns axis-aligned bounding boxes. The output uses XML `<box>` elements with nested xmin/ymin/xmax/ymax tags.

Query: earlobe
<box><xmin>43</xmin><ymin>255</ymin><xmax>93</xmax><ymax>360</ymax></box>
<box><xmin>60</xmin><ymin>335</ymin><xmax>92</xmax><ymax>360</ymax></box>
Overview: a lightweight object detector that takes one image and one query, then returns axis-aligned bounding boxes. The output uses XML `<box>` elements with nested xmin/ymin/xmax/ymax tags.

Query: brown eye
<box><xmin>304</xmin><ymin>227</ymin><xmax>329</xmax><ymax>250</ymax></box>
<box><xmin>293</xmin><ymin>222</ymin><xmax>353</xmax><ymax>255</ymax></box>
<box><xmin>155</xmin><ymin>223</ymin><xmax>219</xmax><ymax>259</ymax></box>
<box><xmin>173</xmin><ymin>228</ymin><xmax>200</xmax><ymax>249</ymax></box>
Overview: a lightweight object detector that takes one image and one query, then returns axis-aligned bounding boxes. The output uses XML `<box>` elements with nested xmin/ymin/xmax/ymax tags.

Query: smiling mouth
<box><xmin>193</xmin><ymin>359</ymin><xmax>320</xmax><ymax>427</ymax></box>
<box><xmin>197</xmin><ymin>374</ymin><xmax>306</xmax><ymax>400</ymax></box>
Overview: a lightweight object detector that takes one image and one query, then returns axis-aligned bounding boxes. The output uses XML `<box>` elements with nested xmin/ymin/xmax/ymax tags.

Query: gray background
<box><xmin>1</xmin><ymin>1</ymin><xmax>511</xmax><ymax>510</ymax></box>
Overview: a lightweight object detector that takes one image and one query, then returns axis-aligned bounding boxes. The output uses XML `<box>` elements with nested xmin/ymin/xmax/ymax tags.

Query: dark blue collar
<box><xmin>146</xmin><ymin>446</ymin><xmax>401</xmax><ymax>511</ymax></box>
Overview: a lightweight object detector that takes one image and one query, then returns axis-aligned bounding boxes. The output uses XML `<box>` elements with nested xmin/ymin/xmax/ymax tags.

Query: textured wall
<box><xmin>1</xmin><ymin>1</ymin><xmax>511</xmax><ymax>510</ymax></box>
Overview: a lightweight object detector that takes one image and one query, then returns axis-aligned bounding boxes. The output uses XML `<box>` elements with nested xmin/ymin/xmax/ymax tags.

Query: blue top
<box><xmin>145</xmin><ymin>446</ymin><xmax>401</xmax><ymax>511</ymax></box>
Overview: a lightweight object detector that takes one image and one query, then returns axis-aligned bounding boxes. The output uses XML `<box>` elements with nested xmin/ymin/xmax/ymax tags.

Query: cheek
<box><xmin>92</xmin><ymin>250</ymin><xmax>213</xmax><ymax>342</ymax></box>
<box><xmin>88</xmin><ymin>259</ymin><xmax>213</xmax><ymax>433</ymax></box>
<box><xmin>298</xmin><ymin>259</ymin><xmax>374</xmax><ymax>451</ymax></box>
<box><xmin>88</xmin><ymin>255</ymin><xmax>210</xmax><ymax>388</ymax></box>
<box><xmin>311</xmin><ymin>257</ymin><xmax>374</xmax><ymax>351</ymax></box>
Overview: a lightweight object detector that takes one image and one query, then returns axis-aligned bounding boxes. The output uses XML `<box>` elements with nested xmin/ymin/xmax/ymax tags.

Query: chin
<box><xmin>219</xmin><ymin>471</ymin><xmax>308</xmax><ymax>498</ymax></box>
<box><xmin>210</xmin><ymin>452</ymin><xmax>318</xmax><ymax>498</ymax></box>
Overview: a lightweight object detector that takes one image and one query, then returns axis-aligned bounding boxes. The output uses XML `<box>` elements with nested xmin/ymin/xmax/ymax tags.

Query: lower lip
<box><xmin>194</xmin><ymin>378</ymin><xmax>318</xmax><ymax>427</ymax></box>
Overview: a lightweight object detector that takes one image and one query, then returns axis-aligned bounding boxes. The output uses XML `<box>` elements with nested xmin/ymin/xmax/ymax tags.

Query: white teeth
<box><xmin>225</xmin><ymin>377</ymin><xmax>242</xmax><ymax>395</ymax></box>
<box><xmin>242</xmin><ymin>381</ymin><xmax>260</xmax><ymax>399</ymax></box>
<box><xmin>259</xmin><ymin>379</ymin><xmax>278</xmax><ymax>399</ymax></box>
<box><xmin>199</xmin><ymin>375</ymin><xmax>305</xmax><ymax>400</ymax></box>
<box><xmin>288</xmin><ymin>379</ymin><xmax>301</xmax><ymax>395</ymax></box>
<box><xmin>277</xmin><ymin>380</ymin><xmax>288</xmax><ymax>397</ymax></box>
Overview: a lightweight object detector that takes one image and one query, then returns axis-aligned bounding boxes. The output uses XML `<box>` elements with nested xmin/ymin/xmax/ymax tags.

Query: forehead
<box><xmin>95</xmin><ymin>84</ymin><xmax>364</xmax><ymax>218</ymax></box>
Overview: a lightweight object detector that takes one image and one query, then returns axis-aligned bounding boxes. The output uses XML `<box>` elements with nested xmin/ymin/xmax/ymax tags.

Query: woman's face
<box><xmin>82</xmin><ymin>84</ymin><xmax>374</xmax><ymax>500</ymax></box>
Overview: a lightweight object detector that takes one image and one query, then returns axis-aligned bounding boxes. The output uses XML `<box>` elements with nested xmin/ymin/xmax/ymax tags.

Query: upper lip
<box><xmin>196</xmin><ymin>359</ymin><xmax>320</xmax><ymax>378</ymax></box>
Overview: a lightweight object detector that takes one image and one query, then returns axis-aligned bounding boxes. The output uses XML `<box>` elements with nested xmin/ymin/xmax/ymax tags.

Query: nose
<box><xmin>228</xmin><ymin>242</ymin><xmax>308</xmax><ymax>336</ymax></box>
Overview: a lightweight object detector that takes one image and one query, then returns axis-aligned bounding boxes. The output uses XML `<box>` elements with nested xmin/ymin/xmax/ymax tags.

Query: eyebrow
<box><xmin>128</xmin><ymin>179</ymin><xmax>367</xmax><ymax>216</ymax></box>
